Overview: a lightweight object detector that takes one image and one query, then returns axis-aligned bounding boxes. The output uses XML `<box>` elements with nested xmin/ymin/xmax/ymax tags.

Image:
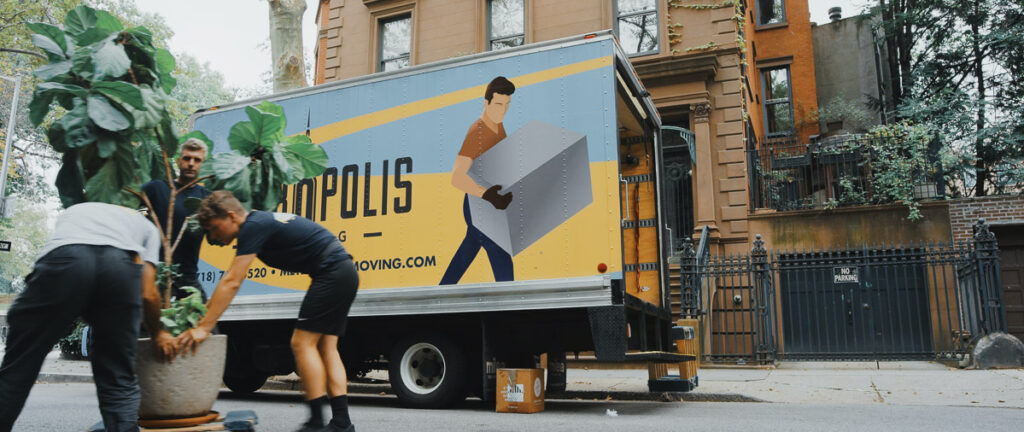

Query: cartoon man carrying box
<box><xmin>439</xmin><ymin>76</ymin><xmax>516</xmax><ymax>285</ymax></box>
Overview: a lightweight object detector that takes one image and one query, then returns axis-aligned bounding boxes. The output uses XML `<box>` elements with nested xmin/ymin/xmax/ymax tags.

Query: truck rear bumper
<box><xmin>220</xmin><ymin>275</ymin><xmax>614</xmax><ymax>321</ymax></box>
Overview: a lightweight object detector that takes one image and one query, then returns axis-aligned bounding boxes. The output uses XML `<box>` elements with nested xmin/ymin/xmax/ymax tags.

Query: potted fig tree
<box><xmin>27</xmin><ymin>5</ymin><xmax>327</xmax><ymax>423</ymax></box>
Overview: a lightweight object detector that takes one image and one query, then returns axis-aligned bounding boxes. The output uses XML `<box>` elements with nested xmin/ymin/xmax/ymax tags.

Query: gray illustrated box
<box><xmin>467</xmin><ymin>119</ymin><xmax>593</xmax><ymax>256</ymax></box>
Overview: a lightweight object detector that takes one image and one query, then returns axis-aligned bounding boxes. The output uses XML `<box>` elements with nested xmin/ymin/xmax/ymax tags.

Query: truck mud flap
<box><xmin>587</xmin><ymin>305</ymin><xmax>627</xmax><ymax>361</ymax></box>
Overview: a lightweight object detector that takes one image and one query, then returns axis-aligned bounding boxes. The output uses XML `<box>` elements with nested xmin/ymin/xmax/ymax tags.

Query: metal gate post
<box><xmin>751</xmin><ymin>235</ymin><xmax>777</xmax><ymax>363</ymax></box>
<box><xmin>679</xmin><ymin>237</ymin><xmax>700</xmax><ymax>319</ymax></box>
<box><xmin>972</xmin><ymin>219</ymin><xmax>1007</xmax><ymax>334</ymax></box>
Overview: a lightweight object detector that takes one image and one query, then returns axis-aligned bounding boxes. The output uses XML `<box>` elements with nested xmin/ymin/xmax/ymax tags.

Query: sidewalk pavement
<box><xmin>13</xmin><ymin>345</ymin><xmax>1024</xmax><ymax>408</ymax></box>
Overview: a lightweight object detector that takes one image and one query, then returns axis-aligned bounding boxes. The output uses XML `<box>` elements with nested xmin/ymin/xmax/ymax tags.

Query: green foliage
<box><xmin>817</xmin><ymin>96</ymin><xmax>874</xmax><ymax>132</ymax></box>
<box><xmin>28</xmin><ymin>4</ymin><xmax>183</xmax><ymax>208</ymax></box>
<box><xmin>0</xmin><ymin>203</ymin><xmax>53</xmax><ymax>293</ymax></box>
<box><xmin>201</xmin><ymin>101</ymin><xmax>328</xmax><ymax>211</ymax></box>
<box><xmin>864</xmin><ymin>122</ymin><xmax>947</xmax><ymax>220</ymax></box>
<box><xmin>58</xmin><ymin>319</ymin><xmax>88</xmax><ymax>360</ymax></box>
<box><xmin>159</xmin><ymin>286</ymin><xmax>207</xmax><ymax>337</ymax></box>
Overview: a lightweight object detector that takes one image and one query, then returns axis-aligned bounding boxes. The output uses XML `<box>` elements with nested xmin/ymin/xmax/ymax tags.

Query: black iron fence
<box><xmin>678</xmin><ymin>220</ymin><xmax>1006</xmax><ymax>364</ymax></box>
<box><xmin>747</xmin><ymin>134</ymin><xmax>944</xmax><ymax>211</ymax></box>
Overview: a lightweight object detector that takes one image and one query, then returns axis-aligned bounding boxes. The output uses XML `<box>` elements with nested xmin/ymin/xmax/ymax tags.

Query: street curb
<box><xmin>263</xmin><ymin>379</ymin><xmax>763</xmax><ymax>403</ymax></box>
<box><xmin>36</xmin><ymin>373</ymin><xmax>94</xmax><ymax>384</ymax></box>
<box><xmin>33</xmin><ymin>373</ymin><xmax>763</xmax><ymax>403</ymax></box>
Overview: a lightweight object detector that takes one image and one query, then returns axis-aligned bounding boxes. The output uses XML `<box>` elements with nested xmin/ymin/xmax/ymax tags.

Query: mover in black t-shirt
<box><xmin>141</xmin><ymin>138</ymin><xmax>211</xmax><ymax>301</ymax></box>
<box><xmin>182</xmin><ymin>191</ymin><xmax>357</xmax><ymax>432</ymax></box>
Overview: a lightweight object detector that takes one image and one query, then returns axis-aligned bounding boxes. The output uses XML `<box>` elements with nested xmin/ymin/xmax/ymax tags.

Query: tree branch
<box><xmin>0</xmin><ymin>47</ymin><xmax>47</xmax><ymax>60</ymax></box>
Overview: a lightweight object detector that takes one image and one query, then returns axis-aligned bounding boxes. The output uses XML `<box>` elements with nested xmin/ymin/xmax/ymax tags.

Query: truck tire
<box><xmin>223</xmin><ymin>372</ymin><xmax>269</xmax><ymax>394</ymax></box>
<box><xmin>388</xmin><ymin>334</ymin><xmax>468</xmax><ymax>409</ymax></box>
<box><xmin>223</xmin><ymin>337</ymin><xmax>268</xmax><ymax>394</ymax></box>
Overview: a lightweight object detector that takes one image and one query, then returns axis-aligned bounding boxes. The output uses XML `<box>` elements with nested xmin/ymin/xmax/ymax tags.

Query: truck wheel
<box><xmin>388</xmin><ymin>335</ymin><xmax>467</xmax><ymax>408</ymax></box>
<box><xmin>223</xmin><ymin>337</ymin><xmax>268</xmax><ymax>394</ymax></box>
<box><xmin>223</xmin><ymin>372</ymin><xmax>269</xmax><ymax>394</ymax></box>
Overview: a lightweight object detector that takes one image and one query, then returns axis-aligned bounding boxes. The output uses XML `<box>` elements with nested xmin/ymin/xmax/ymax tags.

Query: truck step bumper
<box><xmin>648</xmin><ymin>374</ymin><xmax>699</xmax><ymax>392</ymax></box>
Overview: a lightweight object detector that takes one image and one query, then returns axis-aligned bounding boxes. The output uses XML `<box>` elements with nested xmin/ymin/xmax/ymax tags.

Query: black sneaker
<box><xmin>294</xmin><ymin>422</ymin><xmax>325</xmax><ymax>432</ymax></box>
<box><xmin>324</xmin><ymin>422</ymin><xmax>355</xmax><ymax>432</ymax></box>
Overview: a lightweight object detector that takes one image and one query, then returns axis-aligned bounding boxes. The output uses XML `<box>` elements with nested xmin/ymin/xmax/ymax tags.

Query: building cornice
<box><xmin>633</xmin><ymin>53</ymin><xmax>721</xmax><ymax>83</ymax></box>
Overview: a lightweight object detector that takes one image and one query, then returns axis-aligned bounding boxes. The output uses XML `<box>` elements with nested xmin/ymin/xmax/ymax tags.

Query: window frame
<box><xmin>755</xmin><ymin>0</ymin><xmax>787</xmax><ymax>27</ymax></box>
<box><xmin>487</xmin><ymin>0</ymin><xmax>526</xmax><ymax>51</ymax></box>
<box><xmin>377</xmin><ymin>13</ymin><xmax>412</xmax><ymax>72</ymax></box>
<box><xmin>760</xmin><ymin>66</ymin><xmax>795</xmax><ymax>137</ymax></box>
<box><xmin>613</xmin><ymin>0</ymin><xmax>660</xmax><ymax>57</ymax></box>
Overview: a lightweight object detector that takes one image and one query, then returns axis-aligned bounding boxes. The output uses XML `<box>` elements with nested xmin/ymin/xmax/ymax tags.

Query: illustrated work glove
<box><xmin>483</xmin><ymin>185</ymin><xmax>513</xmax><ymax>210</ymax></box>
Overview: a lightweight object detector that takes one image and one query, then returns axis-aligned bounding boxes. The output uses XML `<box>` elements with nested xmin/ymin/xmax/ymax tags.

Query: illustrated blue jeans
<box><xmin>439</xmin><ymin>195</ymin><xmax>514</xmax><ymax>284</ymax></box>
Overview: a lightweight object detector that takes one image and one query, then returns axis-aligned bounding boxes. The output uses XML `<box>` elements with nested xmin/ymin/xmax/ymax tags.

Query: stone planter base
<box><xmin>136</xmin><ymin>334</ymin><xmax>227</xmax><ymax>419</ymax></box>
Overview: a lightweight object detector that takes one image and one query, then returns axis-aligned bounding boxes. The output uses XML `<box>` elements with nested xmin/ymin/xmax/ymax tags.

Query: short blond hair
<box><xmin>180</xmin><ymin>137</ymin><xmax>208</xmax><ymax>157</ymax></box>
<box><xmin>197</xmin><ymin>190</ymin><xmax>246</xmax><ymax>226</ymax></box>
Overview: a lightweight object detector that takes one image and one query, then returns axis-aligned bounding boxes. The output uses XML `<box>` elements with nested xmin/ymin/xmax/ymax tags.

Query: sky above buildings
<box><xmin>131</xmin><ymin>0</ymin><xmax>864</xmax><ymax>92</ymax></box>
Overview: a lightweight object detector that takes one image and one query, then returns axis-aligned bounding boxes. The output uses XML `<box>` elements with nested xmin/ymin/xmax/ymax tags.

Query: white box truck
<box><xmin>191</xmin><ymin>31</ymin><xmax>695</xmax><ymax>408</ymax></box>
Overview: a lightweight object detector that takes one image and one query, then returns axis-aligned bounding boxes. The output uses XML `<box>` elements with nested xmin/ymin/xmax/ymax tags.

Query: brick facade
<box><xmin>948</xmin><ymin>195</ymin><xmax>1024</xmax><ymax>244</ymax></box>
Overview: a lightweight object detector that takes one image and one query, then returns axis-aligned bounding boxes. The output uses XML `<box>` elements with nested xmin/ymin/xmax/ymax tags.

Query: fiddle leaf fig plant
<box><xmin>159</xmin><ymin>287</ymin><xmax>208</xmax><ymax>337</ymax></box>
<box><xmin>200</xmin><ymin>101</ymin><xmax>328</xmax><ymax>211</ymax></box>
<box><xmin>28</xmin><ymin>5</ymin><xmax>328</xmax><ymax>313</ymax></box>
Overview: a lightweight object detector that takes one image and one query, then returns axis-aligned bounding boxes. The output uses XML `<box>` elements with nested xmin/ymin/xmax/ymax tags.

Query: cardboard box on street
<box><xmin>496</xmin><ymin>368</ymin><xmax>545</xmax><ymax>413</ymax></box>
<box><xmin>467</xmin><ymin>119</ymin><xmax>592</xmax><ymax>256</ymax></box>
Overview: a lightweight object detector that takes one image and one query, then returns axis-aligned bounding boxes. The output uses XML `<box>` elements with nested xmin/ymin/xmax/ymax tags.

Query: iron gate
<box><xmin>678</xmin><ymin>219</ymin><xmax>1007</xmax><ymax>363</ymax></box>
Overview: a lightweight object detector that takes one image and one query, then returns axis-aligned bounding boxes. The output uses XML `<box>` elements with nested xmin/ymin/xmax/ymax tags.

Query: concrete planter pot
<box><xmin>136</xmin><ymin>334</ymin><xmax>227</xmax><ymax>419</ymax></box>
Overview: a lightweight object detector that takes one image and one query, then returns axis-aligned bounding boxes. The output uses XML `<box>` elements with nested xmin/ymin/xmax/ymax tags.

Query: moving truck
<box><xmin>191</xmin><ymin>31</ymin><xmax>695</xmax><ymax>408</ymax></box>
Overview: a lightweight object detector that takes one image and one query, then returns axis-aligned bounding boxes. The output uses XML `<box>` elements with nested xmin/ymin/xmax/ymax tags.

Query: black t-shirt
<box><xmin>142</xmin><ymin>180</ymin><xmax>211</xmax><ymax>277</ymax></box>
<box><xmin>236</xmin><ymin>211</ymin><xmax>349</xmax><ymax>275</ymax></box>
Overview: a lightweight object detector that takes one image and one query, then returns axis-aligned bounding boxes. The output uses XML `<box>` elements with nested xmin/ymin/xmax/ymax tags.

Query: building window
<box><xmin>756</xmin><ymin>0</ymin><xmax>786</xmax><ymax>26</ymax></box>
<box><xmin>762</xmin><ymin>67</ymin><xmax>794</xmax><ymax>136</ymax></box>
<box><xmin>614</xmin><ymin>0</ymin><xmax>659</xmax><ymax>56</ymax></box>
<box><xmin>379</xmin><ymin>14</ymin><xmax>411</xmax><ymax>72</ymax></box>
<box><xmin>488</xmin><ymin>0</ymin><xmax>524</xmax><ymax>51</ymax></box>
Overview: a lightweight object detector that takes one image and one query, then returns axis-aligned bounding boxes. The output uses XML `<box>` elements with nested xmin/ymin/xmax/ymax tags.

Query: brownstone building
<box><xmin>312</xmin><ymin>0</ymin><xmax>823</xmax><ymax>258</ymax></box>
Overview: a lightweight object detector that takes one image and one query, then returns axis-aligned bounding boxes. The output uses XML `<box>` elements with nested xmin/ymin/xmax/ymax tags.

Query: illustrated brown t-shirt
<box><xmin>457</xmin><ymin>118</ymin><xmax>506</xmax><ymax>160</ymax></box>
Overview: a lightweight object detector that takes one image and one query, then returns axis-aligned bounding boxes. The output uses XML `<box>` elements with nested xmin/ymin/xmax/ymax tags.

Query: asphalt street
<box><xmin>12</xmin><ymin>383</ymin><xmax>1024</xmax><ymax>432</ymax></box>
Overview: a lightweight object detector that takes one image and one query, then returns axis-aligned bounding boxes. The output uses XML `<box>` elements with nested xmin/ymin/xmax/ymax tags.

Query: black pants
<box><xmin>440</xmin><ymin>195</ymin><xmax>514</xmax><ymax>284</ymax></box>
<box><xmin>171</xmin><ymin>274</ymin><xmax>207</xmax><ymax>303</ymax></box>
<box><xmin>0</xmin><ymin>245</ymin><xmax>143</xmax><ymax>432</ymax></box>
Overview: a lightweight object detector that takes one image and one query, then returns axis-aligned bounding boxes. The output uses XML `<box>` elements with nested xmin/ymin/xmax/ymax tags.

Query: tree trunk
<box><xmin>269</xmin><ymin>0</ymin><xmax>307</xmax><ymax>93</ymax></box>
<box><xmin>880</xmin><ymin>0</ymin><xmax>904</xmax><ymax>108</ymax></box>
<box><xmin>971</xmin><ymin>0</ymin><xmax>987</xmax><ymax>197</ymax></box>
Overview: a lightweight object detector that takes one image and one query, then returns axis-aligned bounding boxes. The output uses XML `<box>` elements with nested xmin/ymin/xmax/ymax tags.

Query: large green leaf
<box><xmin>93</xmin><ymin>81</ymin><xmax>145</xmax><ymax>110</ymax></box>
<box><xmin>73</xmin><ymin>27</ymin><xmax>116</xmax><ymax>46</ymax></box>
<box><xmin>26</xmin><ymin>22</ymin><xmax>68</xmax><ymax>54</ymax></box>
<box><xmin>55</xmin><ymin>150</ymin><xmax>85</xmax><ymax>208</ymax></box>
<box><xmin>268</xmin><ymin>147</ymin><xmax>300</xmax><ymax>184</ymax></box>
<box><xmin>87</xmin><ymin>94</ymin><xmax>131</xmax><ymax>131</ymax></box>
<box><xmin>64</xmin><ymin>6</ymin><xmax>98</xmax><ymax>36</ymax></box>
<box><xmin>227</xmin><ymin>122</ymin><xmax>260</xmax><ymax>154</ymax></box>
<box><xmin>29</xmin><ymin>34</ymin><xmax>67</xmax><ymax>62</ymax></box>
<box><xmin>37</xmin><ymin>82</ymin><xmax>88</xmax><ymax>99</ymax></box>
<box><xmin>95</xmin><ymin>132</ymin><xmax>118</xmax><ymax>158</ymax></box>
<box><xmin>84</xmin><ymin>141</ymin><xmax>135</xmax><ymax>205</ymax></box>
<box><xmin>126</xmin><ymin>26</ymin><xmax>153</xmax><ymax>48</ymax></box>
<box><xmin>35</xmin><ymin>60</ymin><xmax>72</xmax><ymax>80</ymax></box>
<box><xmin>128</xmin><ymin>86</ymin><xmax>164</xmax><ymax>129</ymax></box>
<box><xmin>94</xmin><ymin>9</ymin><xmax>124</xmax><ymax>34</ymax></box>
<box><xmin>201</xmin><ymin>152</ymin><xmax>250</xmax><ymax>180</ymax></box>
<box><xmin>154</xmin><ymin>48</ymin><xmax>177</xmax><ymax>93</ymax></box>
<box><xmin>283</xmin><ymin>135</ymin><xmax>328</xmax><ymax>178</ymax></box>
<box><xmin>70</xmin><ymin>49</ymin><xmax>94</xmax><ymax>80</ymax></box>
<box><xmin>47</xmin><ymin>123</ymin><xmax>68</xmax><ymax>153</ymax></box>
<box><xmin>29</xmin><ymin>92</ymin><xmax>55</xmax><ymax>127</ymax></box>
<box><xmin>245</xmin><ymin>105</ymin><xmax>285</xmax><ymax>147</ymax></box>
<box><xmin>60</xmin><ymin>103</ymin><xmax>97</xmax><ymax>149</ymax></box>
<box><xmin>92</xmin><ymin>41</ymin><xmax>131</xmax><ymax>80</ymax></box>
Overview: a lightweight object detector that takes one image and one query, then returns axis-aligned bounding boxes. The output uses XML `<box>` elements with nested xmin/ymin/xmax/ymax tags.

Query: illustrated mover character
<box><xmin>439</xmin><ymin>76</ymin><xmax>516</xmax><ymax>285</ymax></box>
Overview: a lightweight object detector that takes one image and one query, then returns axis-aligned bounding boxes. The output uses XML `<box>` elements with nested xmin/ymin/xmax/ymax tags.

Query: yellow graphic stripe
<box><xmin>307</xmin><ymin>56</ymin><xmax>613</xmax><ymax>144</ymax></box>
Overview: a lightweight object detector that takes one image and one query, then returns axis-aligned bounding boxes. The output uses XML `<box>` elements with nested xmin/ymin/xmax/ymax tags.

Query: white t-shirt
<box><xmin>38</xmin><ymin>202</ymin><xmax>162</xmax><ymax>265</ymax></box>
